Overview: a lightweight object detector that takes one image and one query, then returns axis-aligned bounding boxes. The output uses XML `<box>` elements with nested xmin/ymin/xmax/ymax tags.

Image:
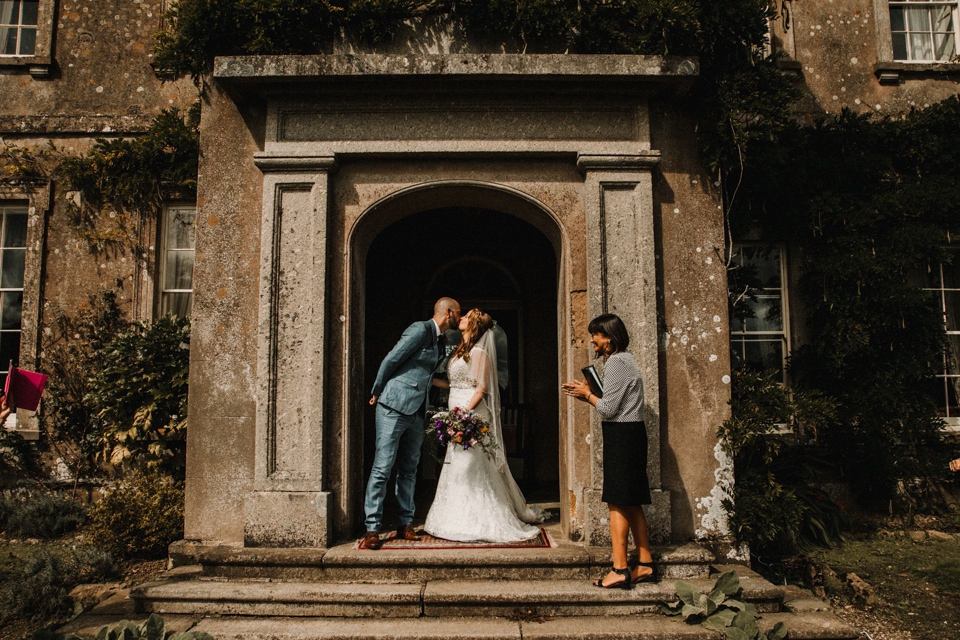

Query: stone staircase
<box><xmin>101</xmin><ymin>524</ymin><xmax>860</xmax><ymax>640</ymax></box>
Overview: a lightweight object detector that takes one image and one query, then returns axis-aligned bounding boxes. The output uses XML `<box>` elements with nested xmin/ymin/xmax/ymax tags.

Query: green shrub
<box><xmin>86</xmin><ymin>314</ymin><xmax>190</xmax><ymax>478</ymax></box>
<box><xmin>719</xmin><ymin>369</ymin><xmax>848</xmax><ymax>557</ymax></box>
<box><xmin>86</xmin><ymin>472</ymin><xmax>184</xmax><ymax>560</ymax></box>
<box><xmin>0</xmin><ymin>492</ymin><xmax>87</xmax><ymax>539</ymax></box>
<box><xmin>1</xmin><ymin>546</ymin><xmax>118</xmax><ymax>623</ymax></box>
<box><xmin>44</xmin><ymin>613</ymin><xmax>215</xmax><ymax>640</ymax></box>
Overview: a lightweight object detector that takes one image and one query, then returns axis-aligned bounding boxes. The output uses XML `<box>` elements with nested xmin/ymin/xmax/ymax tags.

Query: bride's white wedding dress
<box><xmin>424</xmin><ymin>340</ymin><xmax>547</xmax><ymax>542</ymax></box>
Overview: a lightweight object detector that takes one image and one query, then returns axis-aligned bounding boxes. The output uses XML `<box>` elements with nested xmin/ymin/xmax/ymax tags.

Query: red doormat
<box><xmin>358</xmin><ymin>528</ymin><xmax>552</xmax><ymax>550</ymax></box>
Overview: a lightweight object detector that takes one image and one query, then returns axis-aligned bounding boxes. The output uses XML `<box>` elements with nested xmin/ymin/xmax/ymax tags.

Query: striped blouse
<box><xmin>595</xmin><ymin>351</ymin><xmax>645</xmax><ymax>422</ymax></box>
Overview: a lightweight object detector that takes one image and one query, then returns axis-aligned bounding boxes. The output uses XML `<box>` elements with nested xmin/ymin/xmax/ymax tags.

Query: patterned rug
<box><xmin>358</xmin><ymin>527</ymin><xmax>552</xmax><ymax>550</ymax></box>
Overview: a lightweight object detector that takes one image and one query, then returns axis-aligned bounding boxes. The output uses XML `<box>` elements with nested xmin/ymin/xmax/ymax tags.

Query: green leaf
<box><xmin>768</xmin><ymin>621</ymin><xmax>788</xmax><ymax>640</ymax></box>
<box><xmin>732</xmin><ymin>610</ymin><xmax>760</xmax><ymax>637</ymax></box>
<box><xmin>681</xmin><ymin>603</ymin><xmax>705</xmax><ymax>619</ymax></box>
<box><xmin>139</xmin><ymin>614</ymin><xmax>165</xmax><ymax>640</ymax></box>
<box><xmin>701</xmin><ymin>593</ymin><xmax>718</xmax><ymax>616</ymax></box>
<box><xmin>674</xmin><ymin>580</ymin><xmax>700</xmax><ymax>606</ymax></box>
<box><xmin>724</xmin><ymin>628</ymin><xmax>751</xmax><ymax>640</ymax></box>
<box><xmin>660</xmin><ymin>601</ymin><xmax>683</xmax><ymax>616</ymax></box>
<box><xmin>703</xmin><ymin>609</ymin><xmax>737</xmax><ymax>632</ymax></box>
<box><xmin>715</xmin><ymin>570</ymin><xmax>741</xmax><ymax>596</ymax></box>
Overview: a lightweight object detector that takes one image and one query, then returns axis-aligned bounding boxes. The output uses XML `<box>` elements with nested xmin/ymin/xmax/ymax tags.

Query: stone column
<box><xmin>578</xmin><ymin>153</ymin><xmax>671</xmax><ymax>546</ymax></box>
<box><xmin>243</xmin><ymin>154</ymin><xmax>336</xmax><ymax>547</ymax></box>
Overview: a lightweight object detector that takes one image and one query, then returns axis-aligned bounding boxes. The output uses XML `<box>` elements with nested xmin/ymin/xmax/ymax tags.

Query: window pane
<box><xmin>22</xmin><ymin>0</ymin><xmax>37</xmax><ymax>25</ymax></box>
<box><xmin>891</xmin><ymin>7</ymin><xmax>906</xmax><ymax>32</ymax></box>
<box><xmin>166</xmin><ymin>209</ymin><xmax>196</xmax><ymax>249</ymax></box>
<box><xmin>906</xmin><ymin>6</ymin><xmax>931</xmax><ymax>31</ymax></box>
<box><xmin>934</xmin><ymin>32</ymin><xmax>956</xmax><ymax>60</ymax></box>
<box><xmin>164</xmin><ymin>251</ymin><xmax>194</xmax><ymax>290</ymax></box>
<box><xmin>942</xmin><ymin>259</ymin><xmax>960</xmax><ymax>288</ymax></box>
<box><xmin>944</xmin><ymin>292</ymin><xmax>960</xmax><ymax>331</ymax></box>
<box><xmin>0</xmin><ymin>331</ymin><xmax>20</xmax><ymax>371</ymax></box>
<box><xmin>893</xmin><ymin>32</ymin><xmax>909</xmax><ymax>59</ymax></box>
<box><xmin>0</xmin><ymin>2</ymin><xmax>19</xmax><ymax>25</ymax></box>
<box><xmin>932</xmin><ymin>5</ymin><xmax>954</xmax><ymax>32</ymax></box>
<box><xmin>743</xmin><ymin>296</ymin><xmax>783</xmax><ymax>332</ymax></box>
<box><xmin>0</xmin><ymin>26</ymin><xmax>16</xmax><ymax>54</ymax></box>
<box><xmin>742</xmin><ymin>339</ymin><xmax>785</xmax><ymax>376</ymax></box>
<box><xmin>911</xmin><ymin>31</ymin><xmax>934</xmax><ymax>60</ymax></box>
<box><xmin>4</xmin><ymin>213</ymin><xmax>26</xmax><ymax>247</ymax></box>
<box><xmin>1</xmin><ymin>291</ymin><xmax>21</xmax><ymax>330</ymax></box>
<box><xmin>1</xmin><ymin>249</ymin><xmax>24</xmax><ymax>288</ymax></box>
<box><xmin>740</xmin><ymin>247</ymin><xmax>782</xmax><ymax>288</ymax></box>
<box><xmin>17</xmin><ymin>25</ymin><xmax>33</xmax><ymax>54</ymax></box>
<box><xmin>161</xmin><ymin>292</ymin><xmax>192</xmax><ymax>318</ymax></box>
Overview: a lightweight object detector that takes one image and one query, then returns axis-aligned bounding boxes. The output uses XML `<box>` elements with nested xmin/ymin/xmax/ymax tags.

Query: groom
<box><xmin>363</xmin><ymin>297</ymin><xmax>461</xmax><ymax>550</ymax></box>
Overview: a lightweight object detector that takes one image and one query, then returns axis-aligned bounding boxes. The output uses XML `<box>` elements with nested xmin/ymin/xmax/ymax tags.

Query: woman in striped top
<box><xmin>562</xmin><ymin>313</ymin><xmax>655</xmax><ymax>588</ymax></box>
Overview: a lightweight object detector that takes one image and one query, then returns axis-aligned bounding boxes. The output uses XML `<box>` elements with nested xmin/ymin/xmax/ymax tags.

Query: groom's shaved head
<box><xmin>434</xmin><ymin>297</ymin><xmax>460</xmax><ymax>316</ymax></box>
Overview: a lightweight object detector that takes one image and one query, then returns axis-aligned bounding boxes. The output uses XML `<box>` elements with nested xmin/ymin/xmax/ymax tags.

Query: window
<box><xmin>890</xmin><ymin>1</ymin><xmax>959</xmax><ymax>61</ymax></box>
<box><xmin>0</xmin><ymin>205</ymin><xmax>26</xmax><ymax>387</ymax></box>
<box><xmin>0</xmin><ymin>0</ymin><xmax>38</xmax><ymax>57</ymax></box>
<box><xmin>921</xmin><ymin>255</ymin><xmax>960</xmax><ymax>428</ymax></box>
<box><xmin>159</xmin><ymin>206</ymin><xmax>195</xmax><ymax>318</ymax></box>
<box><xmin>728</xmin><ymin>245</ymin><xmax>789</xmax><ymax>381</ymax></box>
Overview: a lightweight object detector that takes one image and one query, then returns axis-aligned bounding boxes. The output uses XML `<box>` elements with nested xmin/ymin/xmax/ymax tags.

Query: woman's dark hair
<box><xmin>587</xmin><ymin>314</ymin><xmax>629</xmax><ymax>353</ymax></box>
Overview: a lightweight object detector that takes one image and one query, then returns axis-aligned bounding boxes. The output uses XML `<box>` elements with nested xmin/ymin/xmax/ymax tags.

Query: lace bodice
<box><xmin>448</xmin><ymin>354</ymin><xmax>479</xmax><ymax>390</ymax></box>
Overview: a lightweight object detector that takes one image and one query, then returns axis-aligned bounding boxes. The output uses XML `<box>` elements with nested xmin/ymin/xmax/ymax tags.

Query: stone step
<box><xmin>132</xmin><ymin>577</ymin><xmax>784</xmax><ymax>618</ymax></box>
<box><xmin>176</xmin><ymin>530</ymin><xmax>714</xmax><ymax>583</ymax></box>
<box><xmin>180</xmin><ymin>612</ymin><xmax>860</xmax><ymax>640</ymax></box>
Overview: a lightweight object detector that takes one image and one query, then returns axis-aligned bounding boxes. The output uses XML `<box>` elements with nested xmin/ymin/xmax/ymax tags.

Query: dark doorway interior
<box><xmin>364</xmin><ymin>207</ymin><xmax>559</xmax><ymax>524</ymax></box>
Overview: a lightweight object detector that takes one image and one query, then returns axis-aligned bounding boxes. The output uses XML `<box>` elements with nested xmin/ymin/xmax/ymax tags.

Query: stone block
<box><xmin>244</xmin><ymin>490</ymin><xmax>332</xmax><ymax>548</ymax></box>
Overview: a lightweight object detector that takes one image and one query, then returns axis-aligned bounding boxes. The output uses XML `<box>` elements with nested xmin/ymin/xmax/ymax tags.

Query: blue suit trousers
<box><xmin>363</xmin><ymin>402</ymin><xmax>425</xmax><ymax>532</ymax></box>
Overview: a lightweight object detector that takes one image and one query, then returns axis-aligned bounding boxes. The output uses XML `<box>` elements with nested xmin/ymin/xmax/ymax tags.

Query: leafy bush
<box><xmin>86</xmin><ymin>472</ymin><xmax>184</xmax><ymax>560</ymax></box>
<box><xmin>39</xmin><ymin>289</ymin><xmax>129</xmax><ymax>481</ymax></box>
<box><xmin>86</xmin><ymin>314</ymin><xmax>190</xmax><ymax>477</ymax></box>
<box><xmin>0</xmin><ymin>546</ymin><xmax>118</xmax><ymax>623</ymax></box>
<box><xmin>0</xmin><ymin>492</ymin><xmax>86</xmax><ymax>539</ymax></box>
<box><xmin>719</xmin><ymin>369</ymin><xmax>848</xmax><ymax>556</ymax></box>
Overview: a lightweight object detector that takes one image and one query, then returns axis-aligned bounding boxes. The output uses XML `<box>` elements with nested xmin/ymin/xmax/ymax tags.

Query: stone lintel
<box><xmin>253</xmin><ymin>153</ymin><xmax>337</xmax><ymax>173</ymax></box>
<box><xmin>214</xmin><ymin>54</ymin><xmax>699</xmax><ymax>84</ymax></box>
<box><xmin>576</xmin><ymin>153</ymin><xmax>660</xmax><ymax>172</ymax></box>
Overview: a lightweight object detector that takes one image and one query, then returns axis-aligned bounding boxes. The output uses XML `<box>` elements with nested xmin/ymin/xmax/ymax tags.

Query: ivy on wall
<box><xmin>152</xmin><ymin>0</ymin><xmax>798</xmax><ymax>172</ymax></box>
<box><xmin>734</xmin><ymin>96</ymin><xmax>960</xmax><ymax>502</ymax></box>
<box><xmin>58</xmin><ymin>103</ymin><xmax>200</xmax><ymax>256</ymax></box>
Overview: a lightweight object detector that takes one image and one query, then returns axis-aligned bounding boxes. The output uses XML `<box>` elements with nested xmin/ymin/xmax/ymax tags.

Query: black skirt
<box><xmin>601</xmin><ymin>421</ymin><xmax>652</xmax><ymax>506</ymax></box>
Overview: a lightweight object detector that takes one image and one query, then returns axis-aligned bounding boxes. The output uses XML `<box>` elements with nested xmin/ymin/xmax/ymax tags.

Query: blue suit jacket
<box><xmin>371</xmin><ymin>319</ymin><xmax>440</xmax><ymax>415</ymax></box>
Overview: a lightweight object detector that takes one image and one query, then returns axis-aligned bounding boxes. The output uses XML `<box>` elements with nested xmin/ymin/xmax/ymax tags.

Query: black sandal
<box><xmin>632</xmin><ymin>561</ymin><xmax>658</xmax><ymax>584</ymax></box>
<box><xmin>594</xmin><ymin>566</ymin><xmax>633</xmax><ymax>589</ymax></box>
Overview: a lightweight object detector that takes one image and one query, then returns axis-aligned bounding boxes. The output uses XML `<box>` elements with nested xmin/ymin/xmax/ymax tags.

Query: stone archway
<box><xmin>344</xmin><ymin>184</ymin><xmax>567</xmax><ymax>539</ymax></box>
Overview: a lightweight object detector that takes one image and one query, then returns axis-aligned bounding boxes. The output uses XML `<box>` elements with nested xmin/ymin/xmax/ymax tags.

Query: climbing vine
<box><xmin>732</xmin><ymin>96</ymin><xmax>960</xmax><ymax>503</ymax></box>
<box><xmin>57</xmin><ymin>103</ymin><xmax>200</xmax><ymax>256</ymax></box>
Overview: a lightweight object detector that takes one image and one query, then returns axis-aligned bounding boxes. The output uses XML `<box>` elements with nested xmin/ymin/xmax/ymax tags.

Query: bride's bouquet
<box><xmin>426</xmin><ymin>407</ymin><xmax>497</xmax><ymax>456</ymax></box>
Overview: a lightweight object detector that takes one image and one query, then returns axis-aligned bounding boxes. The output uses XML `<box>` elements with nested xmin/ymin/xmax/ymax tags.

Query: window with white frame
<box><xmin>159</xmin><ymin>206</ymin><xmax>195</xmax><ymax>318</ymax></box>
<box><xmin>728</xmin><ymin>245</ymin><xmax>789</xmax><ymax>381</ymax></box>
<box><xmin>0</xmin><ymin>0</ymin><xmax>38</xmax><ymax>56</ymax></box>
<box><xmin>890</xmin><ymin>1</ymin><xmax>959</xmax><ymax>61</ymax></box>
<box><xmin>920</xmin><ymin>254</ymin><xmax>960</xmax><ymax>428</ymax></box>
<box><xmin>0</xmin><ymin>204</ymin><xmax>26</xmax><ymax>387</ymax></box>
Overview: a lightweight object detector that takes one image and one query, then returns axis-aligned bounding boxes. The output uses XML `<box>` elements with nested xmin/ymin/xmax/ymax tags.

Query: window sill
<box><xmin>875</xmin><ymin>61</ymin><xmax>960</xmax><ymax>85</ymax></box>
<box><xmin>0</xmin><ymin>56</ymin><xmax>53</xmax><ymax>78</ymax></box>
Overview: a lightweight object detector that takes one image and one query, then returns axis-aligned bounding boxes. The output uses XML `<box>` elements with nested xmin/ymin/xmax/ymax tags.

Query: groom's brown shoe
<box><xmin>395</xmin><ymin>524</ymin><xmax>422</xmax><ymax>541</ymax></box>
<box><xmin>362</xmin><ymin>531</ymin><xmax>383</xmax><ymax>550</ymax></box>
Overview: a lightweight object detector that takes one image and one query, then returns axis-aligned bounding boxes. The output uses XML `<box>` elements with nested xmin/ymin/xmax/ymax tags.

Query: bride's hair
<box><xmin>451</xmin><ymin>308</ymin><xmax>493</xmax><ymax>363</ymax></box>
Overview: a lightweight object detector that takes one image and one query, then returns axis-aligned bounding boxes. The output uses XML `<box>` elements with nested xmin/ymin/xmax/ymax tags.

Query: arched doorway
<box><xmin>363</xmin><ymin>206</ymin><xmax>559</xmax><ymax>524</ymax></box>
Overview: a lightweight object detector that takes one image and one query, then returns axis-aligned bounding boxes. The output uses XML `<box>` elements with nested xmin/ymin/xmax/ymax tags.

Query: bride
<box><xmin>425</xmin><ymin>308</ymin><xmax>548</xmax><ymax>542</ymax></box>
